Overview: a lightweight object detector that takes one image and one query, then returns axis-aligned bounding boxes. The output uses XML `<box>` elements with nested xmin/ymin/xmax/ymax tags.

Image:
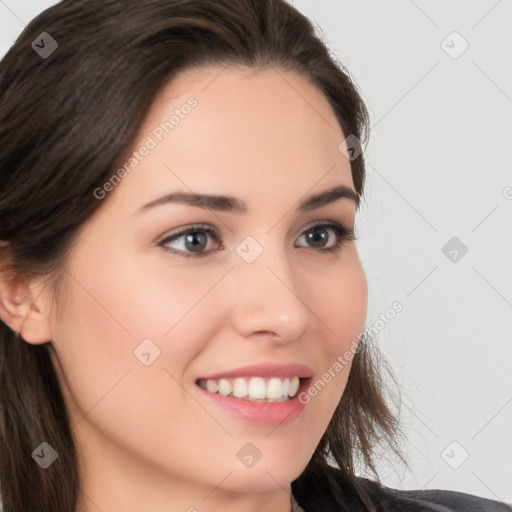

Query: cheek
<box><xmin>316</xmin><ymin>253</ymin><xmax>367</xmax><ymax>355</ymax></box>
<box><xmin>49</xmin><ymin>260</ymin><xmax>210</xmax><ymax>457</ymax></box>
<box><xmin>65</xmin><ymin>241</ymin><xmax>220</xmax><ymax>347</ymax></box>
<box><xmin>296</xmin><ymin>252</ymin><xmax>367</xmax><ymax>430</ymax></box>
<box><xmin>51</xmin><ymin>245</ymin><xmax>225</xmax><ymax>408</ymax></box>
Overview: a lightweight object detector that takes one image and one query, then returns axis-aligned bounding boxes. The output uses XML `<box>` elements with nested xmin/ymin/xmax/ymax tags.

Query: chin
<box><xmin>222</xmin><ymin>469</ymin><xmax>297</xmax><ymax>494</ymax></box>
<box><xmin>222</xmin><ymin>456</ymin><xmax>308</xmax><ymax>493</ymax></box>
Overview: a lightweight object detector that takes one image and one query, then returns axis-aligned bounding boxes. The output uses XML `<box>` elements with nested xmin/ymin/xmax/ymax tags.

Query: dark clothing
<box><xmin>291</xmin><ymin>464</ymin><xmax>512</xmax><ymax>512</ymax></box>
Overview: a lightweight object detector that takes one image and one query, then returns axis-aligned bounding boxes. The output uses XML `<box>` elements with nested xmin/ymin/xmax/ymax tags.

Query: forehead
<box><xmin>111</xmin><ymin>65</ymin><xmax>355</xmax><ymax>211</ymax></box>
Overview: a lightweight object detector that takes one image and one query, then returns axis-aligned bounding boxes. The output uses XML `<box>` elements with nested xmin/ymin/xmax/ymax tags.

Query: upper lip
<box><xmin>197</xmin><ymin>363</ymin><xmax>313</xmax><ymax>381</ymax></box>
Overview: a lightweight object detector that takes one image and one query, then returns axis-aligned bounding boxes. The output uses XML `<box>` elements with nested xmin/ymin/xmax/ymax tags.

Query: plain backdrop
<box><xmin>1</xmin><ymin>0</ymin><xmax>511</xmax><ymax>503</ymax></box>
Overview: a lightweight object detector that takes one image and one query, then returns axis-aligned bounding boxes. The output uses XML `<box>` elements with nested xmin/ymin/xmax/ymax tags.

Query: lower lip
<box><xmin>195</xmin><ymin>378</ymin><xmax>311</xmax><ymax>426</ymax></box>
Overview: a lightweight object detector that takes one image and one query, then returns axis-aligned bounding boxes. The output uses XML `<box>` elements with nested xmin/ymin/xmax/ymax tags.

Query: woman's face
<box><xmin>45</xmin><ymin>66</ymin><xmax>368</xmax><ymax>509</ymax></box>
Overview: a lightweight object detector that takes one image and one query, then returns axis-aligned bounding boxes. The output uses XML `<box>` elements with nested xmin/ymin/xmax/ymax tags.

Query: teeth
<box><xmin>232</xmin><ymin>377</ymin><xmax>249</xmax><ymax>398</ymax></box>
<box><xmin>197</xmin><ymin>376</ymin><xmax>302</xmax><ymax>401</ymax></box>
<box><xmin>281</xmin><ymin>377</ymin><xmax>290</xmax><ymax>397</ymax></box>
<box><xmin>248</xmin><ymin>377</ymin><xmax>266</xmax><ymax>399</ymax></box>
<box><xmin>288</xmin><ymin>376</ymin><xmax>300</xmax><ymax>396</ymax></box>
<box><xmin>267</xmin><ymin>377</ymin><xmax>284</xmax><ymax>399</ymax></box>
<box><xmin>206</xmin><ymin>380</ymin><xmax>219</xmax><ymax>393</ymax></box>
<box><xmin>218</xmin><ymin>379</ymin><xmax>232</xmax><ymax>397</ymax></box>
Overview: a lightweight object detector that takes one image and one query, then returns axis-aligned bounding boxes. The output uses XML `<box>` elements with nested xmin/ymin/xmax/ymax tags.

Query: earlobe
<box><xmin>0</xmin><ymin>274</ymin><xmax>53</xmax><ymax>344</ymax></box>
<box><xmin>0</xmin><ymin>275</ymin><xmax>30</xmax><ymax>333</ymax></box>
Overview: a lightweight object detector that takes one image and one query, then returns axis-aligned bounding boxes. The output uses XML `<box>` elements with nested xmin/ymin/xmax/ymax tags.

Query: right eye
<box><xmin>158</xmin><ymin>224</ymin><xmax>223</xmax><ymax>258</ymax></box>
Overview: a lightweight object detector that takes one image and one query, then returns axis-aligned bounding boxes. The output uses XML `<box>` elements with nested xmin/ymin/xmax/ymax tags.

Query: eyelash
<box><xmin>158</xmin><ymin>221</ymin><xmax>357</xmax><ymax>258</ymax></box>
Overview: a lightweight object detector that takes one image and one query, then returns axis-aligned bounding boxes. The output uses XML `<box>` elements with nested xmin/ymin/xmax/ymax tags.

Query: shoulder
<box><xmin>355</xmin><ymin>473</ymin><xmax>512</xmax><ymax>512</ymax></box>
<box><xmin>322</xmin><ymin>464</ymin><xmax>512</xmax><ymax>512</ymax></box>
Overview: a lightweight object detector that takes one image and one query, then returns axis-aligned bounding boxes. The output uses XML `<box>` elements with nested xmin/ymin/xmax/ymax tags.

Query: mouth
<box><xmin>193</xmin><ymin>363</ymin><xmax>313</xmax><ymax>425</ymax></box>
<box><xmin>195</xmin><ymin>375</ymin><xmax>310</xmax><ymax>403</ymax></box>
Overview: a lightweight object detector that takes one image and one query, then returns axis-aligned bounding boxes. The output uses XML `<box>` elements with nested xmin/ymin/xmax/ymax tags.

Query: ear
<box><xmin>0</xmin><ymin>273</ymin><xmax>53</xmax><ymax>344</ymax></box>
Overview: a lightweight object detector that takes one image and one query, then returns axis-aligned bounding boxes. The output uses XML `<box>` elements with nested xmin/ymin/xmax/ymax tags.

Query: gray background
<box><xmin>1</xmin><ymin>0</ymin><xmax>511</xmax><ymax>503</ymax></box>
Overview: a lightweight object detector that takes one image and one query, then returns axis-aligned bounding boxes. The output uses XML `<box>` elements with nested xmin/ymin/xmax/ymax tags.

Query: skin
<box><xmin>0</xmin><ymin>65</ymin><xmax>367</xmax><ymax>512</ymax></box>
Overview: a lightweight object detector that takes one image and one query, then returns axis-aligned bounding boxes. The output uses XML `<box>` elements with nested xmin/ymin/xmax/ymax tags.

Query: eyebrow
<box><xmin>136</xmin><ymin>184</ymin><xmax>359</xmax><ymax>215</ymax></box>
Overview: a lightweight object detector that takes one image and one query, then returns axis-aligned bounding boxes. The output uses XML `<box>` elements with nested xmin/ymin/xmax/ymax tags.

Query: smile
<box><xmin>196</xmin><ymin>376</ymin><xmax>302</xmax><ymax>402</ymax></box>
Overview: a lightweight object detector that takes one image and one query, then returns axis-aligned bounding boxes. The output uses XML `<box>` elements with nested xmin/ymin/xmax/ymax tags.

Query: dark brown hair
<box><xmin>0</xmin><ymin>1</ymin><xmax>408</xmax><ymax>510</ymax></box>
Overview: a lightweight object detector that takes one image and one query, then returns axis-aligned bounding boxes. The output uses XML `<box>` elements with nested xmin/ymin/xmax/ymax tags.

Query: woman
<box><xmin>0</xmin><ymin>1</ymin><xmax>510</xmax><ymax>511</ymax></box>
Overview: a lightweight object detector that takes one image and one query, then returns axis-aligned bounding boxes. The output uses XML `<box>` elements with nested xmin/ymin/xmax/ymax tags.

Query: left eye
<box><xmin>159</xmin><ymin>222</ymin><xmax>356</xmax><ymax>258</ymax></box>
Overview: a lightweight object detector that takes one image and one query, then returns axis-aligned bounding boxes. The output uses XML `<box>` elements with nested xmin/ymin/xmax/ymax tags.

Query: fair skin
<box><xmin>0</xmin><ymin>66</ymin><xmax>367</xmax><ymax>512</ymax></box>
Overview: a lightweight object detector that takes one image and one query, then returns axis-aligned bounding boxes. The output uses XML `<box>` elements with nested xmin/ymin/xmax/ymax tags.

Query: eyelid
<box><xmin>302</xmin><ymin>218</ymin><xmax>354</xmax><ymax>233</ymax></box>
<box><xmin>158</xmin><ymin>218</ymin><xmax>355</xmax><ymax>240</ymax></box>
<box><xmin>157</xmin><ymin>223</ymin><xmax>218</xmax><ymax>243</ymax></box>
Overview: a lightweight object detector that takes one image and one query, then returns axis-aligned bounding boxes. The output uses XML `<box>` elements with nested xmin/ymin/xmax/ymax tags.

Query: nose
<box><xmin>226</xmin><ymin>244</ymin><xmax>311</xmax><ymax>343</ymax></box>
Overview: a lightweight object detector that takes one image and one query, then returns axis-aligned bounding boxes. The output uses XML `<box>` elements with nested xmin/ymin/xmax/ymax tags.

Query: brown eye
<box><xmin>159</xmin><ymin>221</ymin><xmax>356</xmax><ymax>258</ymax></box>
<box><xmin>159</xmin><ymin>224</ymin><xmax>222</xmax><ymax>258</ymax></box>
<box><xmin>295</xmin><ymin>222</ymin><xmax>356</xmax><ymax>252</ymax></box>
